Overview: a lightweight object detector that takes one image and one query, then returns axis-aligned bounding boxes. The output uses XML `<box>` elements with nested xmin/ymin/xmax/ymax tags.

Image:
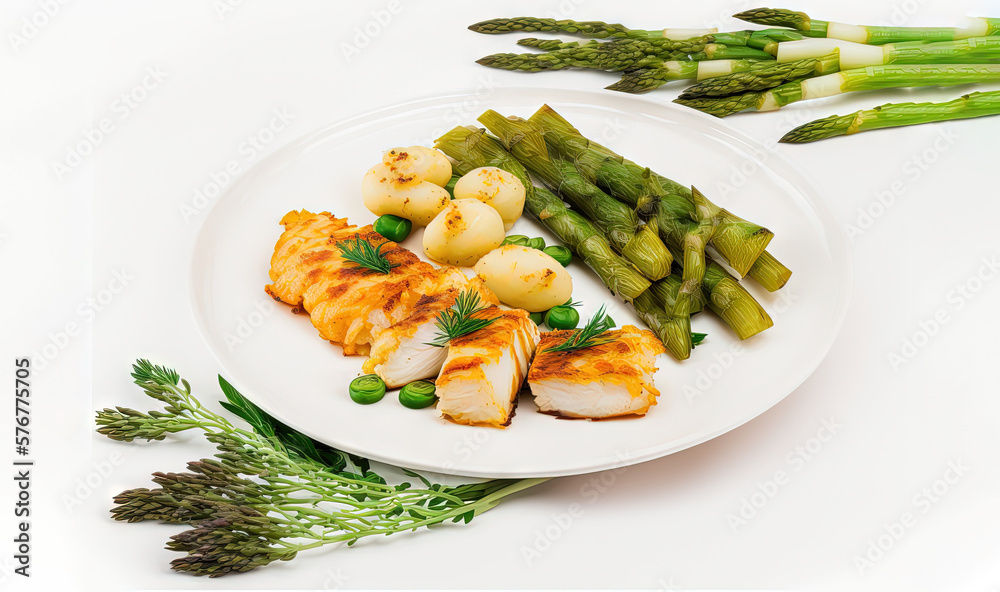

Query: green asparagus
<box><xmin>477</xmin><ymin>110</ymin><xmax>673</xmax><ymax>281</ymax></box>
<box><xmin>776</xmin><ymin>36</ymin><xmax>1000</xmax><ymax>68</ymax></box>
<box><xmin>676</xmin><ymin>64</ymin><xmax>1000</xmax><ymax>117</ymax></box>
<box><xmin>679</xmin><ymin>52</ymin><xmax>839</xmax><ymax>99</ymax></box>
<box><xmin>434</xmin><ymin>126</ymin><xmax>651</xmax><ymax>300</ymax></box>
<box><xmin>734</xmin><ymin>8</ymin><xmax>1000</xmax><ymax>44</ymax></box>
<box><xmin>780</xmin><ymin>90</ymin><xmax>1000</xmax><ymax>143</ymax></box>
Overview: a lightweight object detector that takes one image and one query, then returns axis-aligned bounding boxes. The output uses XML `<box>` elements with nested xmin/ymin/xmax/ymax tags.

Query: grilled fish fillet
<box><xmin>527</xmin><ymin>325</ymin><xmax>666</xmax><ymax>419</ymax></box>
<box><xmin>266</xmin><ymin>210</ymin><xmax>465</xmax><ymax>355</ymax></box>
<box><xmin>363</xmin><ymin>277</ymin><xmax>499</xmax><ymax>388</ymax></box>
<box><xmin>435</xmin><ymin>308</ymin><xmax>540</xmax><ymax>428</ymax></box>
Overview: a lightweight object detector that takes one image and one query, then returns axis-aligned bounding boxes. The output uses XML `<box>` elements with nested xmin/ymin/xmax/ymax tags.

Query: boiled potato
<box><xmin>361</xmin><ymin>162</ymin><xmax>451</xmax><ymax>226</ymax></box>
<box><xmin>474</xmin><ymin>245</ymin><xmax>573</xmax><ymax>312</ymax></box>
<box><xmin>423</xmin><ymin>199</ymin><xmax>505</xmax><ymax>267</ymax></box>
<box><xmin>453</xmin><ymin>167</ymin><xmax>525</xmax><ymax>231</ymax></box>
<box><xmin>383</xmin><ymin>146</ymin><xmax>452</xmax><ymax>187</ymax></box>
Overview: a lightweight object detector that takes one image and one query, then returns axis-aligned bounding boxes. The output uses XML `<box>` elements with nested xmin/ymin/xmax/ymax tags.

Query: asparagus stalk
<box><xmin>632</xmin><ymin>289</ymin><xmax>693</xmax><ymax>361</ymax></box>
<box><xmin>468</xmin><ymin>16</ymin><xmax>719</xmax><ymax>40</ymax></box>
<box><xmin>434</xmin><ymin>126</ymin><xmax>651</xmax><ymax>300</ymax></box>
<box><xmin>528</xmin><ymin>105</ymin><xmax>777</xmax><ymax>279</ymax></box>
<box><xmin>477</xmin><ymin>110</ymin><xmax>673</xmax><ymax>280</ymax></box>
<box><xmin>649</xmin><ymin>268</ymin><xmax>706</xmax><ymax>315</ymax></box>
<box><xmin>776</xmin><ymin>36</ymin><xmax>1000</xmax><ymax>68</ymax></box>
<box><xmin>734</xmin><ymin>8</ymin><xmax>1000</xmax><ymax>44</ymax></box>
<box><xmin>477</xmin><ymin>38</ymin><xmax>774</xmax><ymax>73</ymax></box>
<box><xmin>468</xmin><ymin>16</ymin><xmax>805</xmax><ymax>50</ymax></box>
<box><xmin>679</xmin><ymin>52</ymin><xmax>840</xmax><ymax>99</ymax></box>
<box><xmin>606</xmin><ymin>58</ymin><xmax>772</xmax><ymax>94</ymax></box>
<box><xmin>747</xmin><ymin>250</ymin><xmax>792</xmax><ymax>291</ymax></box>
<box><xmin>516</xmin><ymin>37</ymin><xmax>593</xmax><ymax>52</ymax></box>
<box><xmin>780</xmin><ymin>90</ymin><xmax>1000</xmax><ymax>143</ymax></box>
<box><xmin>702</xmin><ymin>259</ymin><xmax>774</xmax><ymax>340</ymax></box>
<box><xmin>676</xmin><ymin>64</ymin><xmax>1000</xmax><ymax>117</ymax></box>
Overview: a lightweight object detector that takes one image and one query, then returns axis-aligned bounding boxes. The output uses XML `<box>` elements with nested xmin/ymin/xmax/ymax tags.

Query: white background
<box><xmin>2</xmin><ymin>0</ymin><xmax>1000</xmax><ymax>590</ymax></box>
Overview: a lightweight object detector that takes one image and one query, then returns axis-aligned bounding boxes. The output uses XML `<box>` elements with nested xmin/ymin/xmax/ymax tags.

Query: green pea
<box><xmin>543</xmin><ymin>245</ymin><xmax>572</xmax><ymax>266</ymax></box>
<box><xmin>501</xmin><ymin>234</ymin><xmax>530</xmax><ymax>247</ymax></box>
<box><xmin>525</xmin><ymin>237</ymin><xmax>546</xmax><ymax>251</ymax></box>
<box><xmin>399</xmin><ymin>380</ymin><xmax>437</xmax><ymax>409</ymax></box>
<box><xmin>349</xmin><ymin>374</ymin><xmax>386</xmax><ymax>405</ymax></box>
<box><xmin>529</xmin><ymin>311</ymin><xmax>545</xmax><ymax>325</ymax></box>
<box><xmin>373</xmin><ymin>215</ymin><xmax>412</xmax><ymax>243</ymax></box>
<box><xmin>545</xmin><ymin>305</ymin><xmax>580</xmax><ymax>330</ymax></box>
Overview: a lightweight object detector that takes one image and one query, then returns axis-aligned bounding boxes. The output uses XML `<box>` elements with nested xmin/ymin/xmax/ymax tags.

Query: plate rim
<box><xmin>187</xmin><ymin>87</ymin><xmax>854</xmax><ymax>478</ymax></box>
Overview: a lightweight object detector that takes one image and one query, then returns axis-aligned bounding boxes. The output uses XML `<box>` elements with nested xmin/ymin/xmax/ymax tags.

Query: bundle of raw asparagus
<box><xmin>435</xmin><ymin>105</ymin><xmax>788</xmax><ymax>361</ymax></box>
<box><xmin>471</xmin><ymin>10</ymin><xmax>1000</xmax><ymax>141</ymax></box>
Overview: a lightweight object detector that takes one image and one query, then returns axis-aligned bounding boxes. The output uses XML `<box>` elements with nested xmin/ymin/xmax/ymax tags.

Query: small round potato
<box><xmin>362</xmin><ymin>163</ymin><xmax>451</xmax><ymax>227</ymax></box>
<box><xmin>423</xmin><ymin>199</ymin><xmax>505</xmax><ymax>267</ymax></box>
<box><xmin>474</xmin><ymin>244</ymin><xmax>573</xmax><ymax>312</ymax></box>
<box><xmin>383</xmin><ymin>146</ymin><xmax>452</xmax><ymax>187</ymax></box>
<box><xmin>453</xmin><ymin>167</ymin><xmax>525</xmax><ymax>231</ymax></box>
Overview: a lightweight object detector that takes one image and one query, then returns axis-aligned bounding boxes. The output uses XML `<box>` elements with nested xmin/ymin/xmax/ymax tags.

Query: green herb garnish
<box><xmin>691</xmin><ymin>332</ymin><xmax>707</xmax><ymax>347</ymax></box>
<box><xmin>337</xmin><ymin>233</ymin><xmax>398</xmax><ymax>274</ymax></box>
<box><xmin>544</xmin><ymin>305</ymin><xmax>616</xmax><ymax>354</ymax></box>
<box><xmin>426</xmin><ymin>290</ymin><xmax>497</xmax><ymax>348</ymax></box>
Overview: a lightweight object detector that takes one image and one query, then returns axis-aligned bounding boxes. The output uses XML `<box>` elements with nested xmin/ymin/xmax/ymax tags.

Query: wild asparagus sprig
<box><xmin>97</xmin><ymin>360</ymin><xmax>546</xmax><ymax>576</ymax></box>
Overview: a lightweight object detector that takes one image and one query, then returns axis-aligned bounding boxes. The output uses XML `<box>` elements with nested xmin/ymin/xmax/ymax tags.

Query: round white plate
<box><xmin>190</xmin><ymin>88</ymin><xmax>851</xmax><ymax>479</ymax></box>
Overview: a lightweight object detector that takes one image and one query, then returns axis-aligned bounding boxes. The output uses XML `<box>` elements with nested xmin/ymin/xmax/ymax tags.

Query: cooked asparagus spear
<box><xmin>477</xmin><ymin>110</ymin><xmax>673</xmax><ymax>281</ymax></box>
<box><xmin>734</xmin><ymin>8</ymin><xmax>1000</xmax><ymax>44</ymax></box>
<box><xmin>468</xmin><ymin>16</ymin><xmax>805</xmax><ymax>50</ymax></box>
<box><xmin>528</xmin><ymin>105</ymin><xmax>777</xmax><ymax>281</ymax></box>
<box><xmin>468</xmin><ymin>16</ymin><xmax>716</xmax><ymax>40</ymax></box>
<box><xmin>676</xmin><ymin>64</ymin><xmax>1000</xmax><ymax>117</ymax></box>
<box><xmin>434</xmin><ymin>126</ymin><xmax>651</xmax><ymax>301</ymax></box>
<box><xmin>776</xmin><ymin>36</ymin><xmax>1000</xmax><ymax>68</ymax></box>
<box><xmin>477</xmin><ymin>38</ymin><xmax>773</xmax><ymax>73</ymax></box>
<box><xmin>780</xmin><ymin>90</ymin><xmax>1000</xmax><ymax>143</ymax></box>
<box><xmin>679</xmin><ymin>52</ymin><xmax>839</xmax><ymax>99</ymax></box>
<box><xmin>607</xmin><ymin>58</ymin><xmax>782</xmax><ymax>94</ymax></box>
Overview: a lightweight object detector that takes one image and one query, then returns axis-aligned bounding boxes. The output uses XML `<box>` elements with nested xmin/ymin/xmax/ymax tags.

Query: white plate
<box><xmin>189</xmin><ymin>88</ymin><xmax>852</xmax><ymax>479</ymax></box>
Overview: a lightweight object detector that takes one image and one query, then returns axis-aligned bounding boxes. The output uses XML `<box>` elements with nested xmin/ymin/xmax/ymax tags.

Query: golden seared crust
<box><xmin>362</xmin><ymin>277</ymin><xmax>498</xmax><ymax>376</ymax></box>
<box><xmin>436</xmin><ymin>308</ymin><xmax>540</xmax><ymax>428</ymax></box>
<box><xmin>266</xmin><ymin>210</ymin><xmax>466</xmax><ymax>356</ymax></box>
<box><xmin>527</xmin><ymin>325</ymin><xmax>665</xmax><ymax>398</ymax></box>
<box><xmin>266</xmin><ymin>214</ymin><xmax>431</xmax><ymax>306</ymax></box>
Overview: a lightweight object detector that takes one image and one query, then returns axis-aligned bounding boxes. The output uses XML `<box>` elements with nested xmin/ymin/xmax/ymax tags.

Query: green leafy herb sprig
<box><xmin>96</xmin><ymin>360</ymin><xmax>545</xmax><ymax>577</ymax></box>
<box><xmin>426</xmin><ymin>290</ymin><xmax>498</xmax><ymax>348</ymax></box>
<box><xmin>543</xmin><ymin>305</ymin><xmax>617</xmax><ymax>353</ymax></box>
<box><xmin>337</xmin><ymin>233</ymin><xmax>399</xmax><ymax>274</ymax></box>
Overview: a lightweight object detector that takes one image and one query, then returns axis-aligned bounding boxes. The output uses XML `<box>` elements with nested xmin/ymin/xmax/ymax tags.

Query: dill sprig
<box><xmin>427</xmin><ymin>290</ymin><xmax>497</xmax><ymax>348</ymax></box>
<box><xmin>337</xmin><ymin>233</ymin><xmax>399</xmax><ymax>274</ymax></box>
<box><xmin>544</xmin><ymin>305</ymin><xmax>617</xmax><ymax>354</ymax></box>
